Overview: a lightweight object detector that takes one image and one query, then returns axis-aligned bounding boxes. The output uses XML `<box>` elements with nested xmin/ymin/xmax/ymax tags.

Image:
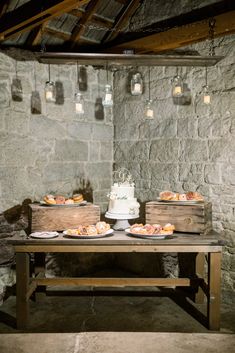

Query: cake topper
<box><xmin>113</xmin><ymin>168</ymin><xmax>134</xmax><ymax>186</ymax></box>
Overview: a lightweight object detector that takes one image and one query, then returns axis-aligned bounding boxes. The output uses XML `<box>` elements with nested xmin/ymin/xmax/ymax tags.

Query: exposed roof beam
<box><xmin>103</xmin><ymin>1</ymin><xmax>235</xmax><ymax>53</ymax></box>
<box><xmin>102</xmin><ymin>0</ymin><xmax>141</xmax><ymax>43</ymax></box>
<box><xmin>0</xmin><ymin>1</ymin><xmax>9</xmax><ymax>17</ymax></box>
<box><xmin>70</xmin><ymin>0</ymin><xmax>102</xmax><ymax>47</ymax></box>
<box><xmin>0</xmin><ymin>0</ymin><xmax>89</xmax><ymax>41</ymax></box>
<box><xmin>44</xmin><ymin>27</ymin><xmax>71</xmax><ymax>41</ymax></box>
<box><xmin>70</xmin><ymin>8</ymin><xmax>114</xmax><ymax>27</ymax></box>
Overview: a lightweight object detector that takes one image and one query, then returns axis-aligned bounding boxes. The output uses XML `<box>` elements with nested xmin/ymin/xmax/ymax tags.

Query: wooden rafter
<box><xmin>44</xmin><ymin>27</ymin><xmax>71</xmax><ymax>42</ymax></box>
<box><xmin>0</xmin><ymin>0</ymin><xmax>90</xmax><ymax>42</ymax></box>
<box><xmin>0</xmin><ymin>1</ymin><xmax>9</xmax><ymax>17</ymax></box>
<box><xmin>103</xmin><ymin>1</ymin><xmax>235</xmax><ymax>53</ymax></box>
<box><xmin>70</xmin><ymin>0</ymin><xmax>102</xmax><ymax>47</ymax></box>
<box><xmin>70</xmin><ymin>8</ymin><xmax>114</xmax><ymax>28</ymax></box>
<box><xmin>101</xmin><ymin>0</ymin><xmax>141</xmax><ymax>43</ymax></box>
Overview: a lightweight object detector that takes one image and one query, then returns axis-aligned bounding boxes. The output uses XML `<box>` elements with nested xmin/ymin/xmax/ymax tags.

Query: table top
<box><xmin>8</xmin><ymin>231</ymin><xmax>223</xmax><ymax>247</ymax></box>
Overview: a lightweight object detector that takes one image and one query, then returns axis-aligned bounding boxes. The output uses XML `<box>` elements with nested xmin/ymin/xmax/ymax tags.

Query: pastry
<box><xmin>160</xmin><ymin>191</ymin><xmax>178</xmax><ymax>201</ymax></box>
<box><xmin>96</xmin><ymin>221</ymin><xmax>110</xmax><ymax>234</ymax></box>
<box><xmin>73</xmin><ymin>194</ymin><xmax>84</xmax><ymax>203</ymax></box>
<box><xmin>179</xmin><ymin>193</ymin><xmax>187</xmax><ymax>201</ymax></box>
<box><xmin>55</xmin><ymin>195</ymin><xmax>65</xmax><ymax>204</ymax></box>
<box><xmin>86</xmin><ymin>225</ymin><xmax>98</xmax><ymax>236</ymax></box>
<box><xmin>43</xmin><ymin>195</ymin><xmax>56</xmax><ymax>205</ymax></box>
<box><xmin>163</xmin><ymin>223</ymin><xmax>175</xmax><ymax>232</ymax></box>
<box><xmin>65</xmin><ymin>198</ymin><xmax>74</xmax><ymax>204</ymax></box>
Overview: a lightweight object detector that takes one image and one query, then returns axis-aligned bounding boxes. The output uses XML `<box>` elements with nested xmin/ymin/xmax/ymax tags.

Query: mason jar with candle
<box><xmin>102</xmin><ymin>84</ymin><xmax>113</xmax><ymax>107</ymax></box>
<box><xmin>172</xmin><ymin>75</ymin><xmax>183</xmax><ymax>97</ymax></box>
<box><xmin>145</xmin><ymin>100</ymin><xmax>154</xmax><ymax>120</ymax></box>
<box><xmin>203</xmin><ymin>85</ymin><xmax>211</xmax><ymax>105</ymax></box>
<box><xmin>74</xmin><ymin>92</ymin><xmax>85</xmax><ymax>115</ymax></box>
<box><xmin>45</xmin><ymin>81</ymin><xmax>56</xmax><ymax>103</ymax></box>
<box><xmin>131</xmin><ymin>72</ymin><xmax>143</xmax><ymax>96</ymax></box>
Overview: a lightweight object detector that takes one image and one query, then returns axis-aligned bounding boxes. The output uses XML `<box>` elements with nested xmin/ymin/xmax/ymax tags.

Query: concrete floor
<box><xmin>0</xmin><ymin>332</ymin><xmax>235</xmax><ymax>353</ymax></box>
<box><xmin>0</xmin><ymin>287</ymin><xmax>234</xmax><ymax>334</ymax></box>
<box><xmin>0</xmin><ymin>287</ymin><xmax>235</xmax><ymax>353</ymax></box>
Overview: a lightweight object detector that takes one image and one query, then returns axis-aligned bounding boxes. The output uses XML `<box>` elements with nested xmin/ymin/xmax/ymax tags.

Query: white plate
<box><xmin>30</xmin><ymin>232</ymin><xmax>59</xmax><ymax>239</ymax></box>
<box><xmin>40</xmin><ymin>201</ymin><xmax>87</xmax><ymax>207</ymax></box>
<box><xmin>63</xmin><ymin>228</ymin><xmax>114</xmax><ymax>239</ymax></box>
<box><xmin>125</xmin><ymin>228</ymin><xmax>174</xmax><ymax>240</ymax></box>
<box><xmin>156</xmin><ymin>198</ymin><xmax>203</xmax><ymax>204</ymax></box>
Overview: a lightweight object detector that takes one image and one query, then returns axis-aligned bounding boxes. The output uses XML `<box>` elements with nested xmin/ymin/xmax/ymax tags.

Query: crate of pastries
<box><xmin>146</xmin><ymin>191</ymin><xmax>212</xmax><ymax>235</ymax></box>
<box><xmin>29</xmin><ymin>193</ymin><xmax>100</xmax><ymax>232</ymax></box>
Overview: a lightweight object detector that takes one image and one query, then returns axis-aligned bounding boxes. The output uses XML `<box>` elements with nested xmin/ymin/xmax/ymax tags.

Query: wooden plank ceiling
<box><xmin>0</xmin><ymin>0</ymin><xmax>235</xmax><ymax>54</ymax></box>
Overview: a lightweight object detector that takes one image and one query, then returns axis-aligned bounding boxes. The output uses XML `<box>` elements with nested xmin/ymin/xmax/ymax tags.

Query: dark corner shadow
<box><xmin>159</xmin><ymin>287</ymin><xmax>208</xmax><ymax>329</ymax></box>
<box><xmin>2</xmin><ymin>198</ymin><xmax>32</xmax><ymax>235</ymax></box>
<box><xmin>55</xmin><ymin>81</ymin><xmax>64</xmax><ymax>105</ymax></box>
<box><xmin>73</xmin><ymin>178</ymin><xmax>93</xmax><ymax>203</ymax></box>
<box><xmin>0</xmin><ymin>310</ymin><xmax>16</xmax><ymax>329</ymax></box>
<box><xmin>95</xmin><ymin>97</ymin><xmax>104</xmax><ymax>120</ymax></box>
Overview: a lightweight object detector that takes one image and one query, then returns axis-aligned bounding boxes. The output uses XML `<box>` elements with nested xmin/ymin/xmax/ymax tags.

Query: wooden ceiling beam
<box><xmin>70</xmin><ymin>0</ymin><xmax>102</xmax><ymax>47</ymax></box>
<box><xmin>44</xmin><ymin>27</ymin><xmax>71</xmax><ymax>41</ymax></box>
<box><xmin>0</xmin><ymin>0</ymin><xmax>90</xmax><ymax>41</ymax></box>
<box><xmin>103</xmin><ymin>1</ymin><xmax>235</xmax><ymax>53</ymax></box>
<box><xmin>101</xmin><ymin>0</ymin><xmax>141</xmax><ymax>43</ymax></box>
<box><xmin>0</xmin><ymin>1</ymin><xmax>9</xmax><ymax>17</ymax></box>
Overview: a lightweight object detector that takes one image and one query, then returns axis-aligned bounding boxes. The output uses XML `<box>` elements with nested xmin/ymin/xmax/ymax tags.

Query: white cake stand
<box><xmin>105</xmin><ymin>211</ymin><xmax>139</xmax><ymax>231</ymax></box>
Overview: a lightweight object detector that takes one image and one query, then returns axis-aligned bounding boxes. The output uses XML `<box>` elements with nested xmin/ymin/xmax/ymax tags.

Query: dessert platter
<box><xmin>125</xmin><ymin>223</ymin><xmax>175</xmax><ymax>239</ymax></box>
<box><xmin>158</xmin><ymin>191</ymin><xmax>204</xmax><ymax>204</ymax></box>
<box><xmin>63</xmin><ymin>221</ymin><xmax>113</xmax><ymax>239</ymax></box>
<box><xmin>105</xmin><ymin>168</ymin><xmax>140</xmax><ymax>230</ymax></box>
<box><xmin>40</xmin><ymin>193</ymin><xmax>87</xmax><ymax>207</ymax></box>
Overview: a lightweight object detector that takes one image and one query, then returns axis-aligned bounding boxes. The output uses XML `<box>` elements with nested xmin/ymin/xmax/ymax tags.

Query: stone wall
<box><xmin>0</xmin><ymin>49</ymin><xmax>113</xmax><ymax>302</ymax></box>
<box><xmin>113</xmin><ymin>35</ymin><xmax>235</xmax><ymax>295</ymax></box>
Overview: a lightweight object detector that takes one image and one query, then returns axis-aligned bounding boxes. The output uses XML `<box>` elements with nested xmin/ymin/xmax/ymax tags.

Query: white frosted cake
<box><xmin>107</xmin><ymin>182</ymin><xmax>140</xmax><ymax>216</ymax></box>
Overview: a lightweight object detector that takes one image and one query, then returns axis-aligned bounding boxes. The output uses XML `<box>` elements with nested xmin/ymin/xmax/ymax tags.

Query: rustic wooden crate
<box><xmin>145</xmin><ymin>201</ymin><xmax>212</xmax><ymax>234</ymax></box>
<box><xmin>29</xmin><ymin>203</ymin><xmax>100</xmax><ymax>232</ymax></box>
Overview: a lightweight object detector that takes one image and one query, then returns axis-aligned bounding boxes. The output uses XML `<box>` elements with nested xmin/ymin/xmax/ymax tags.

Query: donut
<box><xmin>73</xmin><ymin>194</ymin><xmax>84</xmax><ymax>203</ymax></box>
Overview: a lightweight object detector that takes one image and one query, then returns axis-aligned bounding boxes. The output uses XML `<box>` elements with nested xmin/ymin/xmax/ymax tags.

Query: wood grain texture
<box><xmin>146</xmin><ymin>202</ymin><xmax>212</xmax><ymax>234</ymax></box>
<box><xmin>29</xmin><ymin>203</ymin><xmax>100</xmax><ymax>232</ymax></box>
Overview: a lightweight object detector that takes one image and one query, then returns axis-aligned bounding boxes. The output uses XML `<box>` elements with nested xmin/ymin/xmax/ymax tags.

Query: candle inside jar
<box><xmin>134</xmin><ymin>83</ymin><xmax>141</xmax><ymax>93</ymax></box>
<box><xmin>46</xmin><ymin>91</ymin><xmax>53</xmax><ymax>100</ymax></box>
<box><xmin>146</xmin><ymin>109</ymin><xmax>154</xmax><ymax>119</ymax></box>
<box><xmin>173</xmin><ymin>86</ymin><xmax>182</xmax><ymax>96</ymax></box>
<box><xmin>76</xmin><ymin>103</ymin><xmax>84</xmax><ymax>113</ymax></box>
<box><xmin>105</xmin><ymin>93</ymin><xmax>112</xmax><ymax>102</ymax></box>
<box><xmin>203</xmin><ymin>95</ymin><xmax>211</xmax><ymax>104</ymax></box>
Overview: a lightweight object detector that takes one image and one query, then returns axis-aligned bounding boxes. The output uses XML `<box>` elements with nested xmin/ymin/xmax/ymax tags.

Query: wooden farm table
<box><xmin>8</xmin><ymin>232</ymin><xmax>223</xmax><ymax>331</ymax></box>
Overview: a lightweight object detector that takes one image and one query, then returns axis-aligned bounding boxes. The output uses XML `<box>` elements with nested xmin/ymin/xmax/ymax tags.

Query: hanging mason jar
<box><xmin>172</xmin><ymin>75</ymin><xmax>183</xmax><ymax>97</ymax></box>
<box><xmin>74</xmin><ymin>92</ymin><xmax>85</xmax><ymax>115</ymax></box>
<box><xmin>11</xmin><ymin>78</ymin><xmax>23</xmax><ymax>102</ymax></box>
<box><xmin>102</xmin><ymin>84</ymin><xmax>113</xmax><ymax>107</ymax></box>
<box><xmin>203</xmin><ymin>85</ymin><xmax>211</xmax><ymax>105</ymax></box>
<box><xmin>45</xmin><ymin>81</ymin><xmax>56</xmax><ymax>102</ymax></box>
<box><xmin>145</xmin><ymin>100</ymin><xmax>154</xmax><ymax>120</ymax></box>
<box><xmin>130</xmin><ymin>72</ymin><xmax>143</xmax><ymax>95</ymax></box>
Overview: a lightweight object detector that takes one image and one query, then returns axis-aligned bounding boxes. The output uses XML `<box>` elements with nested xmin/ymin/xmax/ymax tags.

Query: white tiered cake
<box><xmin>107</xmin><ymin>183</ymin><xmax>140</xmax><ymax>217</ymax></box>
<box><xmin>105</xmin><ymin>169</ymin><xmax>140</xmax><ymax>230</ymax></box>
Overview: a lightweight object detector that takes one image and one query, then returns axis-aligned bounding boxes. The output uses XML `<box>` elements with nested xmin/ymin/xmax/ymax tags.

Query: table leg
<box><xmin>16</xmin><ymin>252</ymin><xmax>30</xmax><ymax>330</ymax></box>
<box><xmin>34</xmin><ymin>252</ymin><xmax>46</xmax><ymax>300</ymax></box>
<box><xmin>207</xmin><ymin>252</ymin><xmax>222</xmax><ymax>330</ymax></box>
<box><xmin>195</xmin><ymin>253</ymin><xmax>205</xmax><ymax>304</ymax></box>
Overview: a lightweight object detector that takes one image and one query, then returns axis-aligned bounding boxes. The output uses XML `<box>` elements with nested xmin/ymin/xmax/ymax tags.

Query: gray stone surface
<box><xmin>0</xmin><ymin>50</ymin><xmax>113</xmax><ymax>300</ymax></box>
<box><xmin>114</xmin><ymin>34</ymin><xmax>235</xmax><ymax>294</ymax></box>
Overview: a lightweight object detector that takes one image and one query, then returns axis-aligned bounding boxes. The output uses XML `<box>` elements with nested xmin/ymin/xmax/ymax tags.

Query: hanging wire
<box><xmin>48</xmin><ymin>64</ymin><xmax>51</xmax><ymax>81</ymax></box>
<box><xmin>148</xmin><ymin>66</ymin><xmax>151</xmax><ymax>101</ymax></box>
<box><xmin>106</xmin><ymin>62</ymin><xmax>109</xmax><ymax>83</ymax></box>
<box><xmin>205</xmin><ymin>66</ymin><xmax>208</xmax><ymax>86</ymax></box>
<box><xmin>208</xmin><ymin>17</ymin><xmax>216</xmax><ymax>56</ymax></box>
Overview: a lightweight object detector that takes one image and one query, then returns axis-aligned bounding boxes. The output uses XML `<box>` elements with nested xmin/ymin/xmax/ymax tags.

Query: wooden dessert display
<box><xmin>29</xmin><ymin>203</ymin><xmax>100</xmax><ymax>232</ymax></box>
<box><xmin>145</xmin><ymin>201</ymin><xmax>212</xmax><ymax>235</ymax></box>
